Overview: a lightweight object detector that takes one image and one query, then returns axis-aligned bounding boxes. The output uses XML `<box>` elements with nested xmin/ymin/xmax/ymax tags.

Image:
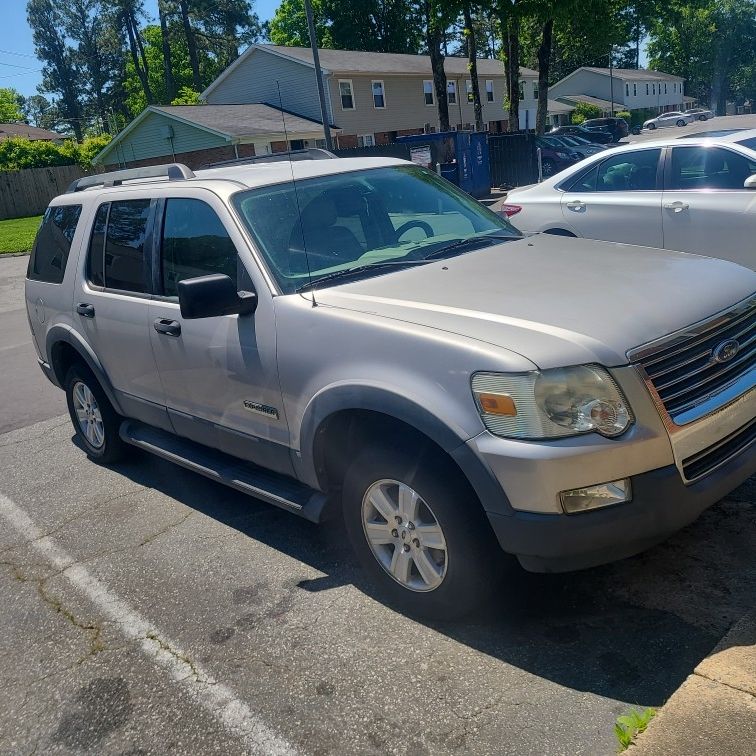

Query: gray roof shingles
<box><xmin>0</xmin><ymin>123</ymin><xmax>63</xmax><ymax>141</ymax></box>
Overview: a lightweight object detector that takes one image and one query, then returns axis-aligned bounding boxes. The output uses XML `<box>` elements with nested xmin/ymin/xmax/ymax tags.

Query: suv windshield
<box><xmin>232</xmin><ymin>165</ymin><xmax>519</xmax><ymax>293</ymax></box>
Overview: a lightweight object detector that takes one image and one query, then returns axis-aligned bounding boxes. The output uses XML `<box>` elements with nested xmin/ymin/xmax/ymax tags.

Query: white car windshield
<box><xmin>232</xmin><ymin>165</ymin><xmax>520</xmax><ymax>293</ymax></box>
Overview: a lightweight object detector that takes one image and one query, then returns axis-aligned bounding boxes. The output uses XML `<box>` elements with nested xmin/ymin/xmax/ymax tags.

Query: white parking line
<box><xmin>0</xmin><ymin>493</ymin><xmax>298</xmax><ymax>756</ymax></box>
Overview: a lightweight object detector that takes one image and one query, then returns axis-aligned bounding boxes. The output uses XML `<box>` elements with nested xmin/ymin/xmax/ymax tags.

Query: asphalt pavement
<box><xmin>0</xmin><ymin>254</ymin><xmax>754</xmax><ymax>755</ymax></box>
<box><xmin>623</xmin><ymin>113</ymin><xmax>756</xmax><ymax>144</ymax></box>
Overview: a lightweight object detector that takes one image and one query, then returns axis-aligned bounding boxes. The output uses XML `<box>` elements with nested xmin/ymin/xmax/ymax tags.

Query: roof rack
<box><xmin>66</xmin><ymin>163</ymin><xmax>195</xmax><ymax>193</ymax></box>
<box><xmin>204</xmin><ymin>148</ymin><xmax>337</xmax><ymax>169</ymax></box>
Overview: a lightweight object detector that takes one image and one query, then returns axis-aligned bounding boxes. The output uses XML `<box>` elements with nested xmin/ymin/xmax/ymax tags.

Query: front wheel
<box><xmin>676</xmin><ymin>119</ymin><xmax>686</xmax><ymax>127</ymax></box>
<box><xmin>65</xmin><ymin>364</ymin><xmax>127</xmax><ymax>464</ymax></box>
<box><xmin>342</xmin><ymin>444</ymin><xmax>500</xmax><ymax>619</ymax></box>
<box><xmin>699</xmin><ymin>115</ymin><xmax>708</xmax><ymax>121</ymax></box>
<box><xmin>541</xmin><ymin>158</ymin><xmax>556</xmax><ymax>177</ymax></box>
<box><xmin>647</xmin><ymin>122</ymin><xmax>656</xmax><ymax>130</ymax></box>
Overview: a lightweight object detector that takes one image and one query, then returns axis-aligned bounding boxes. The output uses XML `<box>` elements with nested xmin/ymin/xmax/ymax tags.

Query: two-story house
<box><xmin>202</xmin><ymin>45</ymin><xmax>540</xmax><ymax>148</ymax></box>
<box><xmin>549</xmin><ymin>67</ymin><xmax>690</xmax><ymax>116</ymax></box>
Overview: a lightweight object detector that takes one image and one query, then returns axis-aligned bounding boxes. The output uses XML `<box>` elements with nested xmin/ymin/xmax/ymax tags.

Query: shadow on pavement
<box><xmin>103</xmin><ymin>443</ymin><xmax>755</xmax><ymax>710</ymax></box>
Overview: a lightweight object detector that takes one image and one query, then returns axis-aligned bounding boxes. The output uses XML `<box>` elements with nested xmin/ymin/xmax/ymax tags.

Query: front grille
<box><xmin>633</xmin><ymin>298</ymin><xmax>756</xmax><ymax>422</ymax></box>
<box><xmin>682</xmin><ymin>419</ymin><xmax>756</xmax><ymax>481</ymax></box>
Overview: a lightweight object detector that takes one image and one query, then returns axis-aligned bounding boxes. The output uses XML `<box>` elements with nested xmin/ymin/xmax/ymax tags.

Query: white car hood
<box><xmin>315</xmin><ymin>234</ymin><xmax>756</xmax><ymax>369</ymax></box>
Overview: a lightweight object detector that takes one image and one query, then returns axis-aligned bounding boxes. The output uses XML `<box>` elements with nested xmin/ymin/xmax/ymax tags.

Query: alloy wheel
<box><xmin>72</xmin><ymin>381</ymin><xmax>105</xmax><ymax>449</ymax></box>
<box><xmin>361</xmin><ymin>479</ymin><xmax>448</xmax><ymax>592</ymax></box>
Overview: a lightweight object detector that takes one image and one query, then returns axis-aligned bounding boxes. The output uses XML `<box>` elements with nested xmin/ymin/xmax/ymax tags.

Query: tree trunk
<box><xmin>535</xmin><ymin>18</ymin><xmax>553</xmax><ymax>134</ymax></box>
<box><xmin>502</xmin><ymin>7</ymin><xmax>520</xmax><ymax>132</ymax></box>
<box><xmin>124</xmin><ymin>9</ymin><xmax>153</xmax><ymax>104</ymax></box>
<box><xmin>425</xmin><ymin>2</ymin><xmax>449</xmax><ymax>132</ymax></box>
<box><xmin>179</xmin><ymin>0</ymin><xmax>202</xmax><ymax>91</ymax></box>
<box><xmin>158</xmin><ymin>0</ymin><xmax>176</xmax><ymax>102</ymax></box>
<box><xmin>463</xmin><ymin>2</ymin><xmax>484</xmax><ymax>131</ymax></box>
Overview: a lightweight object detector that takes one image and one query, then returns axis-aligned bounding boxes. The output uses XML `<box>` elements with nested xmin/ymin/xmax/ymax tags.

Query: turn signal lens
<box><xmin>500</xmin><ymin>204</ymin><xmax>522</xmax><ymax>218</ymax></box>
<box><xmin>477</xmin><ymin>392</ymin><xmax>517</xmax><ymax>416</ymax></box>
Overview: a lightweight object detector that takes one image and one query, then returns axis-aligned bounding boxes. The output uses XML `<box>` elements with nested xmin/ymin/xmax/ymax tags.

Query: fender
<box><xmin>296</xmin><ymin>384</ymin><xmax>514</xmax><ymax>517</ymax></box>
<box><xmin>45</xmin><ymin>324</ymin><xmax>125</xmax><ymax>416</ymax></box>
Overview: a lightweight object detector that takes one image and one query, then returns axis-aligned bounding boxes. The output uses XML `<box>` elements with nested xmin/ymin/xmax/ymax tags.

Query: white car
<box><xmin>503</xmin><ymin>130</ymin><xmax>756</xmax><ymax>270</ymax></box>
<box><xmin>685</xmin><ymin>107</ymin><xmax>715</xmax><ymax>121</ymax></box>
<box><xmin>643</xmin><ymin>111</ymin><xmax>694</xmax><ymax>130</ymax></box>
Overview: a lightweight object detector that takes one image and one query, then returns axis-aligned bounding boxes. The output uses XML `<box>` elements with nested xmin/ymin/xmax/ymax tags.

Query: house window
<box><xmin>486</xmin><ymin>80</ymin><xmax>494</xmax><ymax>102</ymax></box>
<box><xmin>664</xmin><ymin>83</ymin><xmax>667</xmax><ymax>94</ymax></box>
<box><xmin>646</xmin><ymin>83</ymin><xmax>649</xmax><ymax>95</ymax></box>
<box><xmin>653</xmin><ymin>83</ymin><xmax>656</xmax><ymax>95</ymax></box>
<box><xmin>371</xmin><ymin>80</ymin><xmax>385</xmax><ymax>109</ymax></box>
<box><xmin>518</xmin><ymin>80</ymin><xmax>525</xmax><ymax>100</ymax></box>
<box><xmin>633</xmin><ymin>83</ymin><xmax>637</xmax><ymax>96</ymax></box>
<box><xmin>533</xmin><ymin>82</ymin><xmax>539</xmax><ymax>100</ymax></box>
<box><xmin>423</xmin><ymin>80</ymin><xmax>434</xmax><ymax>106</ymax></box>
<box><xmin>358</xmin><ymin>134</ymin><xmax>375</xmax><ymax>147</ymax></box>
<box><xmin>466</xmin><ymin>80</ymin><xmax>474</xmax><ymax>103</ymax></box>
<box><xmin>447</xmin><ymin>80</ymin><xmax>457</xmax><ymax>104</ymax></box>
<box><xmin>339</xmin><ymin>79</ymin><xmax>354</xmax><ymax>110</ymax></box>
<box><xmin>673</xmin><ymin>82</ymin><xmax>677</xmax><ymax>93</ymax></box>
<box><xmin>626</xmin><ymin>83</ymin><xmax>629</xmax><ymax>97</ymax></box>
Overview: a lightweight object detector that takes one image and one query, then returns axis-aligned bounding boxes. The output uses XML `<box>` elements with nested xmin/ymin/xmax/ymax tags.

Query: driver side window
<box><xmin>568</xmin><ymin>149</ymin><xmax>661</xmax><ymax>192</ymax></box>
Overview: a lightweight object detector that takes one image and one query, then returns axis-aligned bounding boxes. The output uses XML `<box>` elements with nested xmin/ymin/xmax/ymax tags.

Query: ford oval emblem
<box><xmin>712</xmin><ymin>339</ymin><xmax>740</xmax><ymax>364</ymax></box>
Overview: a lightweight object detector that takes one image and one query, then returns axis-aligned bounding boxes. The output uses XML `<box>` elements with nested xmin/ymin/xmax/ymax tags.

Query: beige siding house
<box><xmin>202</xmin><ymin>45</ymin><xmax>541</xmax><ymax>147</ymax></box>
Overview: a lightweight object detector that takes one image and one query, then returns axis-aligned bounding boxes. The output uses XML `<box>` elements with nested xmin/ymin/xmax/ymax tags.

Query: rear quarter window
<box><xmin>27</xmin><ymin>204</ymin><xmax>82</xmax><ymax>283</ymax></box>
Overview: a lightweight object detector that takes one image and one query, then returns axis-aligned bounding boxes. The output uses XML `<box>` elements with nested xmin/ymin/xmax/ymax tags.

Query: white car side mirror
<box><xmin>744</xmin><ymin>175</ymin><xmax>756</xmax><ymax>189</ymax></box>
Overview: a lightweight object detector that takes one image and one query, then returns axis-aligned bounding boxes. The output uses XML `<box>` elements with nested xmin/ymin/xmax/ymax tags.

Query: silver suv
<box><xmin>25</xmin><ymin>155</ymin><xmax>756</xmax><ymax>618</ymax></box>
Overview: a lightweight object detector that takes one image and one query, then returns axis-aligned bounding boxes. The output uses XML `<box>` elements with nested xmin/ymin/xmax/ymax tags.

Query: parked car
<box><xmin>549</xmin><ymin>124</ymin><xmax>614</xmax><ymax>144</ymax></box>
<box><xmin>678</xmin><ymin>129</ymin><xmax>745</xmax><ymax>139</ymax></box>
<box><xmin>643</xmin><ymin>111</ymin><xmax>694</xmax><ymax>130</ymax></box>
<box><xmin>535</xmin><ymin>136</ymin><xmax>582</xmax><ymax>176</ymax></box>
<box><xmin>582</xmin><ymin>117</ymin><xmax>629</xmax><ymax>141</ymax></box>
<box><xmin>25</xmin><ymin>155</ymin><xmax>756</xmax><ymax>619</ymax></box>
<box><xmin>547</xmin><ymin>134</ymin><xmax>609</xmax><ymax>157</ymax></box>
<box><xmin>684</xmin><ymin>107</ymin><xmax>715</xmax><ymax>121</ymax></box>
<box><xmin>505</xmin><ymin>133</ymin><xmax>756</xmax><ymax>270</ymax></box>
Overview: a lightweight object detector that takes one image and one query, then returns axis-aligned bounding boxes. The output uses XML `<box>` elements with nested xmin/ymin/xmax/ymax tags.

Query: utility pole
<box><xmin>609</xmin><ymin>46</ymin><xmax>615</xmax><ymax>116</ymax></box>
<box><xmin>304</xmin><ymin>0</ymin><xmax>333</xmax><ymax>150</ymax></box>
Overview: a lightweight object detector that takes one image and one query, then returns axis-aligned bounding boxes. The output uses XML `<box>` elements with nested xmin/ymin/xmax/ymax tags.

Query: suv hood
<box><xmin>315</xmin><ymin>234</ymin><xmax>756</xmax><ymax>369</ymax></box>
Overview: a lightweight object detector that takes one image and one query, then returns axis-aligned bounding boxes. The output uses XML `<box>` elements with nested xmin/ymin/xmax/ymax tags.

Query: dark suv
<box><xmin>548</xmin><ymin>125</ymin><xmax>613</xmax><ymax>145</ymax></box>
<box><xmin>582</xmin><ymin>117</ymin><xmax>629</xmax><ymax>141</ymax></box>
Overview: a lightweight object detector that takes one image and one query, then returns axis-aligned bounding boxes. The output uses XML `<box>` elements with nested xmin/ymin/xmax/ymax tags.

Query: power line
<box><xmin>0</xmin><ymin>61</ymin><xmax>42</xmax><ymax>71</ymax></box>
<box><xmin>0</xmin><ymin>48</ymin><xmax>39</xmax><ymax>59</ymax></box>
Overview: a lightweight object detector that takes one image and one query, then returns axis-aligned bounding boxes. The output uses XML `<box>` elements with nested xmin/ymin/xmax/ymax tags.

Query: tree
<box><xmin>178</xmin><ymin>0</ymin><xmax>202</xmax><ymax>90</ymax></box>
<box><xmin>462</xmin><ymin>2</ymin><xmax>484</xmax><ymax>131</ymax></box>
<box><xmin>171</xmin><ymin>86</ymin><xmax>202</xmax><ymax>104</ymax></box>
<box><xmin>27</xmin><ymin>0</ymin><xmax>85</xmax><ymax>139</ymax></box>
<box><xmin>498</xmin><ymin>0</ymin><xmax>522</xmax><ymax>131</ymax></box>
<box><xmin>269</xmin><ymin>0</ymin><xmax>330</xmax><ymax>47</ymax></box>
<box><xmin>0</xmin><ymin>88</ymin><xmax>24</xmax><ymax>122</ymax></box>
<box><xmin>158</xmin><ymin>0</ymin><xmax>177</xmax><ymax>102</ymax></box>
<box><xmin>422</xmin><ymin>0</ymin><xmax>451</xmax><ymax>132</ymax></box>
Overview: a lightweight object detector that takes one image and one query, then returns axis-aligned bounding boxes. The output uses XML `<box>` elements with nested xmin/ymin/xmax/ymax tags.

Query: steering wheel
<box><xmin>395</xmin><ymin>220</ymin><xmax>434</xmax><ymax>240</ymax></box>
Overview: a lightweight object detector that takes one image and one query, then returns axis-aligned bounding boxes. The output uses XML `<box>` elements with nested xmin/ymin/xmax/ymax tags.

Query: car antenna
<box><xmin>276</xmin><ymin>80</ymin><xmax>317</xmax><ymax>306</ymax></box>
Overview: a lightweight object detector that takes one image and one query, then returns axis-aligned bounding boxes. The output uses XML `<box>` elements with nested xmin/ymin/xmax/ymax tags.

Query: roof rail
<box><xmin>204</xmin><ymin>148</ymin><xmax>337</xmax><ymax>168</ymax></box>
<box><xmin>66</xmin><ymin>163</ymin><xmax>195</xmax><ymax>193</ymax></box>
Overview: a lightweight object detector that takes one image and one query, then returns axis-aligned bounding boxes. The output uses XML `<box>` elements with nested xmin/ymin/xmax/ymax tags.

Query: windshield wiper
<box><xmin>295</xmin><ymin>259</ymin><xmax>428</xmax><ymax>293</ymax></box>
<box><xmin>420</xmin><ymin>232</ymin><xmax>517</xmax><ymax>261</ymax></box>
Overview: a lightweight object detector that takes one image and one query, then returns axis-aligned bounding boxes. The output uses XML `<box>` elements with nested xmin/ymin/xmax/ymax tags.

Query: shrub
<box><xmin>571</xmin><ymin>102</ymin><xmax>602</xmax><ymax>124</ymax></box>
<box><xmin>616</xmin><ymin>111</ymin><xmax>631</xmax><ymax>124</ymax></box>
<box><xmin>0</xmin><ymin>133</ymin><xmax>112</xmax><ymax>170</ymax></box>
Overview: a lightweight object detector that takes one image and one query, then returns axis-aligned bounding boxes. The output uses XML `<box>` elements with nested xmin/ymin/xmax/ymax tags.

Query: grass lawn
<box><xmin>0</xmin><ymin>215</ymin><xmax>42</xmax><ymax>255</ymax></box>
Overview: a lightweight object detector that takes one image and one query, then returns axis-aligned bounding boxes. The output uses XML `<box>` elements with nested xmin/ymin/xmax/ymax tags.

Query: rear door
<box><xmin>559</xmin><ymin>147</ymin><xmax>664</xmax><ymax>247</ymax></box>
<box><xmin>662</xmin><ymin>144</ymin><xmax>756</xmax><ymax>268</ymax></box>
<box><xmin>147</xmin><ymin>191</ymin><xmax>292</xmax><ymax>474</ymax></box>
<box><xmin>74</xmin><ymin>196</ymin><xmax>168</xmax><ymax>429</ymax></box>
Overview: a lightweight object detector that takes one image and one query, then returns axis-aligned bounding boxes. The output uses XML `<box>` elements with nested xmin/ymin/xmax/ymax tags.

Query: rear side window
<box><xmin>86</xmin><ymin>199</ymin><xmax>152</xmax><ymax>292</ymax></box>
<box><xmin>27</xmin><ymin>205</ymin><xmax>82</xmax><ymax>283</ymax></box>
<box><xmin>668</xmin><ymin>147</ymin><xmax>756</xmax><ymax>190</ymax></box>
<box><xmin>567</xmin><ymin>149</ymin><xmax>661</xmax><ymax>192</ymax></box>
<box><xmin>160</xmin><ymin>198</ymin><xmax>238</xmax><ymax>297</ymax></box>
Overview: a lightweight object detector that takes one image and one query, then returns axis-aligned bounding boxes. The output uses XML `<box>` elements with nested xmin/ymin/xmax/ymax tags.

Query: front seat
<box><xmin>289</xmin><ymin>194</ymin><xmax>364</xmax><ymax>273</ymax></box>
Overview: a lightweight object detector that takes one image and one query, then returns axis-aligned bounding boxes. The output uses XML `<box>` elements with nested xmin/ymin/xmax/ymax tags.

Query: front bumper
<box><xmin>487</xmin><ymin>438</ymin><xmax>755</xmax><ymax>573</ymax></box>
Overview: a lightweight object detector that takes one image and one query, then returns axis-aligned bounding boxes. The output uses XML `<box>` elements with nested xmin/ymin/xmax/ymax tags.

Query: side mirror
<box><xmin>177</xmin><ymin>274</ymin><xmax>257</xmax><ymax>319</ymax></box>
<box><xmin>744</xmin><ymin>175</ymin><xmax>756</xmax><ymax>189</ymax></box>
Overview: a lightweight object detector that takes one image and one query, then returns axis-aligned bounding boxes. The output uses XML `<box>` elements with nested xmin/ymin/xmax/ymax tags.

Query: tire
<box><xmin>65</xmin><ymin>363</ymin><xmax>127</xmax><ymax>464</ymax></box>
<box><xmin>699</xmin><ymin>115</ymin><xmax>708</xmax><ymax>121</ymax></box>
<box><xmin>676</xmin><ymin>119</ymin><xmax>686</xmax><ymax>127</ymax></box>
<box><xmin>341</xmin><ymin>443</ymin><xmax>501</xmax><ymax>619</ymax></box>
<box><xmin>541</xmin><ymin>158</ymin><xmax>556</xmax><ymax>177</ymax></box>
<box><xmin>647</xmin><ymin>122</ymin><xmax>656</xmax><ymax>130</ymax></box>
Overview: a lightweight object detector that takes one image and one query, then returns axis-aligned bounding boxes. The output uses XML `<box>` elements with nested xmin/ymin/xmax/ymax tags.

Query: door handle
<box><xmin>76</xmin><ymin>303</ymin><xmax>95</xmax><ymax>318</ymax></box>
<box><xmin>153</xmin><ymin>318</ymin><xmax>181</xmax><ymax>337</ymax></box>
<box><xmin>664</xmin><ymin>201</ymin><xmax>689</xmax><ymax>213</ymax></box>
<box><xmin>566</xmin><ymin>200</ymin><xmax>586</xmax><ymax>212</ymax></box>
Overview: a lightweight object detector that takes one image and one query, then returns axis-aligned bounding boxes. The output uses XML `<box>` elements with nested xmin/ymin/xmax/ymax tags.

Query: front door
<box><xmin>74</xmin><ymin>197</ymin><xmax>168</xmax><ymax>429</ymax></box>
<box><xmin>147</xmin><ymin>192</ymin><xmax>292</xmax><ymax>475</ymax></box>
<box><xmin>662</xmin><ymin>145</ymin><xmax>756</xmax><ymax>269</ymax></box>
<box><xmin>559</xmin><ymin>147</ymin><xmax>664</xmax><ymax>248</ymax></box>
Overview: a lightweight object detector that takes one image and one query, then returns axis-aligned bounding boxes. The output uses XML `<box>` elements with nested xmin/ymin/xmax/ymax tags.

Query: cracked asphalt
<box><xmin>1</xmin><ymin>255</ymin><xmax>755</xmax><ymax>755</ymax></box>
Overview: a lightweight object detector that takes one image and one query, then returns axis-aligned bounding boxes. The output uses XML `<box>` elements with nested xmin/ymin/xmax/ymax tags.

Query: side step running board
<box><xmin>119</xmin><ymin>420</ymin><xmax>328</xmax><ymax>523</ymax></box>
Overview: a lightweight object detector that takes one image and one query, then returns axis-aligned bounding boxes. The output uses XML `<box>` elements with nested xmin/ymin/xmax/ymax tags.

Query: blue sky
<box><xmin>1</xmin><ymin>0</ymin><xmax>280</xmax><ymax>98</ymax></box>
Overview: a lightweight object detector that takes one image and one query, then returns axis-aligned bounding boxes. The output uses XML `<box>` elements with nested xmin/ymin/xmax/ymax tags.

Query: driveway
<box><xmin>1</xmin><ymin>255</ymin><xmax>754</xmax><ymax>755</ymax></box>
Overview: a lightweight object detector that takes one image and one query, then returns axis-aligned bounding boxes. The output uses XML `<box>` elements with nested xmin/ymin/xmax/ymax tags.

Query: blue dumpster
<box><xmin>397</xmin><ymin>131</ymin><xmax>491</xmax><ymax>198</ymax></box>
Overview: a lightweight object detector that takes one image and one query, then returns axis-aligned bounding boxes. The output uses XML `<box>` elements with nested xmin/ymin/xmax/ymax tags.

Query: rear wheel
<box><xmin>698</xmin><ymin>115</ymin><xmax>708</xmax><ymax>121</ymax></box>
<box><xmin>541</xmin><ymin>158</ymin><xmax>556</xmax><ymax>177</ymax></box>
<box><xmin>65</xmin><ymin>364</ymin><xmax>127</xmax><ymax>464</ymax></box>
<box><xmin>342</xmin><ymin>444</ymin><xmax>500</xmax><ymax>619</ymax></box>
<box><xmin>676</xmin><ymin>119</ymin><xmax>686</xmax><ymax>127</ymax></box>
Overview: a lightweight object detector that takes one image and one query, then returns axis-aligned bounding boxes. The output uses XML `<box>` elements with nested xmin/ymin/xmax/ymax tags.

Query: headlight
<box><xmin>471</xmin><ymin>365</ymin><xmax>634</xmax><ymax>440</ymax></box>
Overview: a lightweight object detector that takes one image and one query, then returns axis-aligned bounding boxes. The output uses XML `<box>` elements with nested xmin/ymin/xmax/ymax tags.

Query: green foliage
<box><xmin>0</xmin><ymin>134</ymin><xmax>112</xmax><ymax>170</ymax></box>
<box><xmin>614</xmin><ymin>707</ymin><xmax>656</xmax><ymax>751</ymax></box>
<box><xmin>616</xmin><ymin>110</ymin><xmax>631</xmax><ymax>124</ymax></box>
<box><xmin>0</xmin><ymin>215</ymin><xmax>44</xmax><ymax>255</ymax></box>
<box><xmin>269</xmin><ymin>0</ymin><xmax>330</xmax><ymax>47</ymax></box>
<box><xmin>171</xmin><ymin>87</ymin><xmax>202</xmax><ymax>105</ymax></box>
<box><xmin>571</xmin><ymin>101</ymin><xmax>602</xmax><ymax>124</ymax></box>
<box><xmin>0</xmin><ymin>88</ymin><xmax>24</xmax><ymax>123</ymax></box>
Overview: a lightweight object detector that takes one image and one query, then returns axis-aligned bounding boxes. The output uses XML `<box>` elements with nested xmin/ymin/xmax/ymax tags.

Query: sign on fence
<box><xmin>0</xmin><ymin>165</ymin><xmax>85</xmax><ymax>220</ymax></box>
